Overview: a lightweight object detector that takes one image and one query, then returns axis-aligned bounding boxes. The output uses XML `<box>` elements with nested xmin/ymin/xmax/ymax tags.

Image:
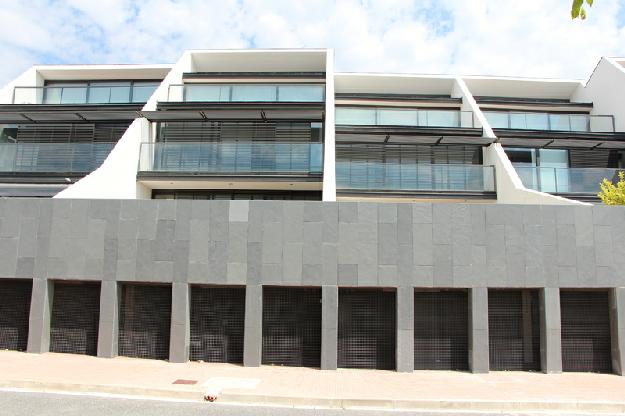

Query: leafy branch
<box><xmin>572</xmin><ymin>0</ymin><xmax>594</xmax><ymax>20</ymax></box>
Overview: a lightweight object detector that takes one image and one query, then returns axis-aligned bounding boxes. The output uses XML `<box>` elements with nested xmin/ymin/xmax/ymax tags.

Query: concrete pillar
<box><xmin>540</xmin><ymin>287</ymin><xmax>562</xmax><ymax>373</ymax></box>
<box><xmin>27</xmin><ymin>279</ymin><xmax>53</xmax><ymax>353</ymax></box>
<box><xmin>610</xmin><ymin>288</ymin><xmax>625</xmax><ymax>376</ymax></box>
<box><xmin>321</xmin><ymin>285</ymin><xmax>338</xmax><ymax>370</ymax></box>
<box><xmin>243</xmin><ymin>284</ymin><xmax>262</xmax><ymax>367</ymax></box>
<box><xmin>469</xmin><ymin>287</ymin><xmax>489</xmax><ymax>373</ymax></box>
<box><xmin>169</xmin><ymin>282</ymin><xmax>191</xmax><ymax>363</ymax></box>
<box><xmin>97</xmin><ymin>281</ymin><xmax>120</xmax><ymax>358</ymax></box>
<box><xmin>396</xmin><ymin>286</ymin><xmax>414</xmax><ymax>372</ymax></box>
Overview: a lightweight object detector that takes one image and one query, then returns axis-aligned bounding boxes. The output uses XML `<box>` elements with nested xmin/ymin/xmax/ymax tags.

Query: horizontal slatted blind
<box><xmin>561</xmin><ymin>291</ymin><xmax>612</xmax><ymax>373</ymax></box>
<box><xmin>569</xmin><ymin>149</ymin><xmax>619</xmax><ymax>168</ymax></box>
<box><xmin>488</xmin><ymin>290</ymin><xmax>541</xmax><ymax>371</ymax></box>
<box><xmin>0</xmin><ymin>280</ymin><xmax>32</xmax><ymax>351</ymax></box>
<box><xmin>262</xmin><ymin>287</ymin><xmax>322</xmax><ymax>367</ymax></box>
<box><xmin>15</xmin><ymin>123</ymin><xmax>129</xmax><ymax>143</ymax></box>
<box><xmin>50</xmin><ymin>282</ymin><xmax>100</xmax><ymax>356</ymax></box>
<box><xmin>338</xmin><ymin>288</ymin><xmax>396</xmax><ymax>370</ymax></box>
<box><xmin>159</xmin><ymin>121</ymin><xmax>317</xmax><ymax>142</ymax></box>
<box><xmin>414</xmin><ymin>290</ymin><xmax>468</xmax><ymax>370</ymax></box>
<box><xmin>190</xmin><ymin>286</ymin><xmax>245</xmax><ymax>364</ymax></box>
<box><xmin>118</xmin><ymin>284</ymin><xmax>172</xmax><ymax>360</ymax></box>
<box><xmin>336</xmin><ymin>144</ymin><xmax>483</xmax><ymax>164</ymax></box>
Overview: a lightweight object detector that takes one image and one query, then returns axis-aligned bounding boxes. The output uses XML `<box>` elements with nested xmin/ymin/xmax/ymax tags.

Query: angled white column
<box><xmin>322</xmin><ymin>49</ymin><xmax>337</xmax><ymax>201</ymax></box>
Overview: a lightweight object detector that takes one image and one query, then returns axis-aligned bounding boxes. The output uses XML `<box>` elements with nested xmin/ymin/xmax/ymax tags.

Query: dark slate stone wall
<box><xmin>0</xmin><ymin>198</ymin><xmax>623</xmax><ymax>288</ymax></box>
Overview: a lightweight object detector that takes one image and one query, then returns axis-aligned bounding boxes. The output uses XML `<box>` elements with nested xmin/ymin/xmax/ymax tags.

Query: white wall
<box><xmin>457</xmin><ymin>78</ymin><xmax>586</xmax><ymax>206</ymax></box>
<box><xmin>322</xmin><ymin>49</ymin><xmax>336</xmax><ymax>201</ymax></box>
<box><xmin>0</xmin><ymin>68</ymin><xmax>43</xmax><ymax>104</ymax></box>
<box><xmin>572</xmin><ymin>57</ymin><xmax>625</xmax><ymax>132</ymax></box>
<box><xmin>54</xmin><ymin>55</ymin><xmax>191</xmax><ymax>199</ymax></box>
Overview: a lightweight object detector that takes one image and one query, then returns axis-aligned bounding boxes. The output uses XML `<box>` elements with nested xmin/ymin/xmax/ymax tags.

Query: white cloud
<box><xmin>0</xmin><ymin>0</ymin><xmax>624</xmax><ymax>85</ymax></box>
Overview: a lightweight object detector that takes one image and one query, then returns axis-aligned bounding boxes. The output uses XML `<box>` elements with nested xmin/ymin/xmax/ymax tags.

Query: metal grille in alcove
<box><xmin>262</xmin><ymin>287</ymin><xmax>322</xmax><ymax>367</ymax></box>
<box><xmin>118</xmin><ymin>284</ymin><xmax>171</xmax><ymax>360</ymax></box>
<box><xmin>0</xmin><ymin>279</ymin><xmax>32</xmax><ymax>351</ymax></box>
<box><xmin>190</xmin><ymin>286</ymin><xmax>245</xmax><ymax>363</ymax></box>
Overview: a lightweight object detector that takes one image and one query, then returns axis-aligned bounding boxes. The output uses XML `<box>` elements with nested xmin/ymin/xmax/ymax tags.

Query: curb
<box><xmin>217</xmin><ymin>393</ymin><xmax>625</xmax><ymax>414</ymax></box>
<box><xmin>0</xmin><ymin>380</ymin><xmax>203</xmax><ymax>402</ymax></box>
<box><xmin>1</xmin><ymin>380</ymin><xmax>625</xmax><ymax>414</ymax></box>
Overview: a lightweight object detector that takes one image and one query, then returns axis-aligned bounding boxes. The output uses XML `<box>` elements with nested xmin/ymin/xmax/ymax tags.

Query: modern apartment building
<box><xmin>0</xmin><ymin>50</ymin><xmax>623</xmax><ymax>375</ymax></box>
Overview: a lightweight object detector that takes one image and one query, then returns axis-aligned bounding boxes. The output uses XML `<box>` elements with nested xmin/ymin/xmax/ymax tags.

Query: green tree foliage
<box><xmin>598</xmin><ymin>171</ymin><xmax>625</xmax><ymax>205</ymax></box>
<box><xmin>572</xmin><ymin>0</ymin><xmax>593</xmax><ymax>19</ymax></box>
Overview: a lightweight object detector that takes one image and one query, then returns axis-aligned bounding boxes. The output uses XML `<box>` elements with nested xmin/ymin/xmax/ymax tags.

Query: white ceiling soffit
<box><xmin>189</xmin><ymin>50</ymin><xmax>327</xmax><ymax>73</ymax></box>
<box><xmin>35</xmin><ymin>65</ymin><xmax>173</xmax><ymax>81</ymax></box>
<box><xmin>462</xmin><ymin>77</ymin><xmax>583</xmax><ymax>100</ymax></box>
<box><xmin>334</xmin><ymin>74</ymin><xmax>455</xmax><ymax>95</ymax></box>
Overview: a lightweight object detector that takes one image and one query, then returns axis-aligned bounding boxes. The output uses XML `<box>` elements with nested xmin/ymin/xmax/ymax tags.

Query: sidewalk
<box><xmin>0</xmin><ymin>350</ymin><xmax>625</xmax><ymax>413</ymax></box>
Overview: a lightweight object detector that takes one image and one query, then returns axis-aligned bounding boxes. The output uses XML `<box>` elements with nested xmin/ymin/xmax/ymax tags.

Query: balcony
<box><xmin>12</xmin><ymin>83</ymin><xmax>159</xmax><ymax>105</ymax></box>
<box><xmin>484</xmin><ymin>111</ymin><xmax>615</xmax><ymax>133</ymax></box>
<box><xmin>336</xmin><ymin>162</ymin><xmax>495</xmax><ymax>193</ymax></box>
<box><xmin>515</xmin><ymin>166</ymin><xmax>622</xmax><ymax>195</ymax></box>
<box><xmin>335</xmin><ymin>108</ymin><xmax>475</xmax><ymax>128</ymax></box>
<box><xmin>138</xmin><ymin>142</ymin><xmax>323</xmax><ymax>176</ymax></box>
<box><xmin>166</xmin><ymin>84</ymin><xmax>325</xmax><ymax>103</ymax></box>
<box><xmin>0</xmin><ymin>142</ymin><xmax>115</xmax><ymax>174</ymax></box>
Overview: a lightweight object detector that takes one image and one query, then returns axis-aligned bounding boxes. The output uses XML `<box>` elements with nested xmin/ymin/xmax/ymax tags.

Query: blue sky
<box><xmin>1</xmin><ymin>0</ymin><xmax>625</xmax><ymax>85</ymax></box>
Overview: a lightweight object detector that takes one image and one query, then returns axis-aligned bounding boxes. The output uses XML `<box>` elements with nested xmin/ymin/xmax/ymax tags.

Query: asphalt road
<box><xmin>0</xmin><ymin>390</ymin><xmax>614</xmax><ymax>416</ymax></box>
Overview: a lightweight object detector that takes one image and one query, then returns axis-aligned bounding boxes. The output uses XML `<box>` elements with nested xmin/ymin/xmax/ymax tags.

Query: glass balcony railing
<box><xmin>483</xmin><ymin>111</ymin><xmax>615</xmax><ymax>133</ymax></box>
<box><xmin>0</xmin><ymin>142</ymin><xmax>115</xmax><ymax>173</ymax></box>
<box><xmin>336</xmin><ymin>161</ymin><xmax>495</xmax><ymax>192</ymax></box>
<box><xmin>12</xmin><ymin>83</ymin><xmax>159</xmax><ymax>105</ymax></box>
<box><xmin>166</xmin><ymin>84</ymin><xmax>325</xmax><ymax>103</ymax></box>
<box><xmin>515</xmin><ymin>166</ymin><xmax>623</xmax><ymax>194</ymax></box>
<box><xmin>335</xmin><ymin>107</ymin><xmax>475</xmax><ymax>128</ymax></box>
<box><xmin>139</xmin><ymin>142</ymin><xmax>323</xmax><ymax>175</ymax></box>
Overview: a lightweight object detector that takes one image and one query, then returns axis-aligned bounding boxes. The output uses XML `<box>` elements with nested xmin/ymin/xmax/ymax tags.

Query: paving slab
<box><xmin>0</xmin><ymin>351</ymin><xmax>624</xmax><ymax>413</ymax></box>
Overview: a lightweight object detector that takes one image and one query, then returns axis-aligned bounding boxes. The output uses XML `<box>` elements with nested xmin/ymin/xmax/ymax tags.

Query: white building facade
<box><xmin>0</xmin><ymin>49</ymin><xmax>623</xmax><ymax>375</ymax></box>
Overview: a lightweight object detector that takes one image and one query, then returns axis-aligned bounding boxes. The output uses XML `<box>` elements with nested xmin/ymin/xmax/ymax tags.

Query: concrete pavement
<box><xmin>0</xmin><ymin>351</ymin><xmax>625</xmax><ymax>414</ymax></box>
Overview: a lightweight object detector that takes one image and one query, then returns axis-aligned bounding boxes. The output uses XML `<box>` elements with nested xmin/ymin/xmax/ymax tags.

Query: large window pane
<box><xmin>484</xmin><ymin>112</ymin><xmax>510</xmax><ymax>129</ymax></box>
<box><xmin>549</xmin><ymin>114</ymin><xmax>571</xmax><ymax>131</ymax></box>
<box><xmin>335</xmin><ymin>108</ymin><xmax>376</xmax><ymax>125</ymax></box>
<box><xmin>424</xmin><ymin>110</ymin><xmax>460</xmax><ymax>127</ymax></box>
<box><xmin>132</xmin><ymin>83</ymin><xmax>159</xmax><ymax>103</ymax></box>
<box><xmin>569</xmin><ymin>114</ymin><xmax>589</xmax><ymax>132</ymax></box>
<box><xmin>524</xmin><ymin>113</ymin><xmax>549</xmax><ymax>130</ymax></box>
<box><xmin>231</xmin><ymin>85</ymin><xmax>276</xmax><ymax>101</ymax></box>
<box><xmin>185</xmin><ymin>85</ymin><xmax>230</xmax><ymax>101</ymax></box>
<box><xmin>378</xmin><ymin>109</ymin><xmax>418</xmax><ymax>126</ymax></box>
<box><xmin>278</xmin><ymin>85</ymin><xmax>324</xmax><ymax>102</ymax></box>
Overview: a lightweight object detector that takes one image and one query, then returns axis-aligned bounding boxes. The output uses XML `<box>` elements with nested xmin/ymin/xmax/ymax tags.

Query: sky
<box><xmin>1</xmin><ymin>0</ymin><xmax>624</xmax><ymax>85</ymax></box>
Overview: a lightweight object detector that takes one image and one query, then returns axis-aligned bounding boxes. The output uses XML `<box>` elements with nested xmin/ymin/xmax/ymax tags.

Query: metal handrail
<box><xmin>12</xmin><ymin>84</ymin><xmax>157</xmax><ymax>105</ymax></box>
<box><xmin>514</xmin><ymin>166</ymin><xmax>623</xmax><ymax>194</ymax></box>
<box><xmin>336</xmin><ymin>161</ymin><xmax>495</xmax><ymax>192</ymax></box>
<box><xmin>483</xmin><ymin>111</ymin><xmax>615</xmax><ymax>133</ymax></box>
<box><xmin>335</xmin><ymin>107</ymin><xmax>475</xmax><ymax>128</ymax></box>
<box><xmin>166</xmin><ymin>83</ymin><xmax>325</xmax><ymax>103</ymax></box>
<box><xmin>138</xmin><ymin>141</ymin><xmax>324</xmax><ymax>174</ymax></box>
<box><xmin>0</xmin><ymin>142</ymin><xmax>115</xmax><ymax>173</ymax></box>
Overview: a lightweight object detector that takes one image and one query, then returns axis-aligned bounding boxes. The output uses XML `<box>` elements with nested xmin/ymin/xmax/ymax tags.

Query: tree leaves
<box><xmin>597</xmin><ymin>171</ymin><xmax>625</xmax><ymax>205</ymax></box>
<box><xmin>572</xmin><ymin>0</ymin><xmax>593</xmax><ymax>20</ymax></box>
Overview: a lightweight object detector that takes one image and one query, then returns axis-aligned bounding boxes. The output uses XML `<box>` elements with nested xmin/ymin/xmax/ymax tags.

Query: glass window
<box><xmin>423</xmin><ymin>110</ymin><xmax>460</xmax><ymax>127</ymax></box>
<box><xmin>132</xmin><ymin>82</ymin><xmax>159</xmax><ymax>102</ymax></box>
<box><xmin>277</xmin><ymin>85</ymin><xmax>324</xmax><ymax>102</ymax></box>
<box><xmin>378</xmin><ymin>109</ymin><xmax>418</xmax><ymax>126</ymax></box>
<box><xmin>484</xmin><ymin>112</ymin><xmax>510</xmax><ymax>129</ymax></box>
<box><xmin>87</xmin><ymin>82</ymin><xmax>131</xmax><ymax>104</ymax></box>
<box><xmin>0</xmin><ymin>124</ymin><xmax>18</xmax><ymax>143</ymax></box>
<box><xmin>505</xmin><ymin>147</ymin><xmax>536</xmax><ymax>166</ymax></box>
<box><xmin>231</xmin><ymin>85</ymin><xmax>276</xmax><ymax>101</ymax></box>
<box><xmin>335</xmin><ymin>108</ymin><xmax>376</xmax><ymax>125</ymax></box>
<box><xmin>569</xmin><ymin>114</ymin><xmax>589</xmax><ymax>132</ymax></box>
<box><xmin>549</xmin><ymin>114</ymin><xmax>571</xmax><ymax>131</ymax></box>
<box><xmin>59</xmin><ymin>85</ymin><xmax>88</xmax><ymax>104</ymax></box>
<box><xmin>185</xmin><ymin>84</ymin><xmax>230</xmax><ymax>102</ymax></box>
<box><xmin>524</xmin><ymin>113</ymin><xmax>549</xmax><ymax>130</ymax></box>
